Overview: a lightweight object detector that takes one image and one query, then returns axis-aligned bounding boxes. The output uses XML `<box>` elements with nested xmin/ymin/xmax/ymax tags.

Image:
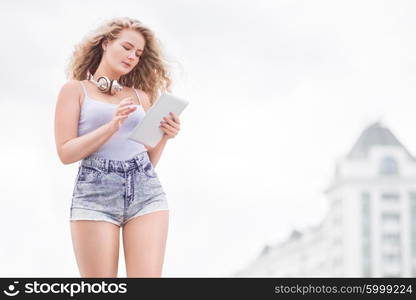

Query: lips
<box><xmin>122</xmin><ymin>61</ymin><xmax>131</xmax><ymax>68</ymax></box>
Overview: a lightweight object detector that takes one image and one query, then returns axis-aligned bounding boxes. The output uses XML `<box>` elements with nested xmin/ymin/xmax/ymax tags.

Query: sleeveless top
<box><xmin>78</xmin><ymin>81</ymin><xmax>148</xmax><ymax>161</ymax></box>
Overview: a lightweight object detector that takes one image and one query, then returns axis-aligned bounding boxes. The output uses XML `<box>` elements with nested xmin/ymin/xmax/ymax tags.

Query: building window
<box><xmin>379</xmin><ymin>156</ymin><xmax>399</xmax><ymax>175</ymax></box>
<box><xmin>381</xmin><ymin>212</ymin><xmax>400</xmax><ymax>224</ymax></box>
<box><xmin>382</xmin><ymin>253</ymin><xmax>401</xmax><ymax>264</ymax></box>
<box><xmin>381</xmin><ymin>193</ymin><xmax>400</xmax><ymax>202</ymax></box>
<box><xmin>382</xmin><ymin>232</ymin><xmax>400</xmax><ymax>245</ymax></box>
<box><xmin>383</xmin><ymin>272</ymin><xmax>401</xmax><ymax>277</ymax></box>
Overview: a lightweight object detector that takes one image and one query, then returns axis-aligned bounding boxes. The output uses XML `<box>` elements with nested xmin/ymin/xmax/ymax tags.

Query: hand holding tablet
<box><xmin>128</xmin><ymin>93</ymin><xmax>189</xmax><ymax>148</ymax></box>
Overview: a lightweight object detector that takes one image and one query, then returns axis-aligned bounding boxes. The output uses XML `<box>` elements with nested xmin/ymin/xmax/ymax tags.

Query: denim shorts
<box><xmin>70</xmin><ymin>151</ymin><xmax>169</xmax><ymax>227</ymax></box>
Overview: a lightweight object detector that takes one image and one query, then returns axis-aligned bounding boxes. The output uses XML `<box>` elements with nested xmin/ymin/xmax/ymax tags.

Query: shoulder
<box><xmin>60</xmin><ymin>79</ymin><xmax>83</xmax><ymax>91</ymax></box>
<box><xmin>133</xmin><ymin>88</ymin><xmax>152</xmax><ymax>112</ymax></box>
<box><xmin>59</xmin><ymin>79</ymin><xmax>83</xmax><ymax>97</ymax></box>
<box><xmin>57</xmin><ymin>79</ymin><xmax>82</xmax><ymax>105</ymax></box>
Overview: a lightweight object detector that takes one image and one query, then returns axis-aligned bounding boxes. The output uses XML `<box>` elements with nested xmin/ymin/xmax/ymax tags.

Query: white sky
<box><xmin>1</xmin><ymin>0</ymin><xmax>416</xmax><ymax>277</ymax></box>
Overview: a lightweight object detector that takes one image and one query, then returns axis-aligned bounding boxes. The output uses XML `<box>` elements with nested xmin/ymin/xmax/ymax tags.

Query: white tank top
<box><xmin>77</xmin><ymin>81</ymin><xmax>148</xmax><ymax>161</ymax></box>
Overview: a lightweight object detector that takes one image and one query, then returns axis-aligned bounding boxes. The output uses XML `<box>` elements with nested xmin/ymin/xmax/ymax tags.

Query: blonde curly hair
<box><xmin>65</xmin><ymin>17</ymin><xmax>172</xmax><ymax>104</ymax></box>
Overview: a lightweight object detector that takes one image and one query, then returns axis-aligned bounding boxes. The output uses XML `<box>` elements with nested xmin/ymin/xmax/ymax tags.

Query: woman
<box><xmin>54</xmin><ymin>17</ymin><xmax>181</xmax><ymax>278</ymax></box>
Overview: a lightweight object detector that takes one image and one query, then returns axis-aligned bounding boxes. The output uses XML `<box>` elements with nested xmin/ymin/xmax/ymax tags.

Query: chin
<box><xmin>120</xmin><ymin>66</ymin><xmax>133</xmax><ymax>74</ymax></box>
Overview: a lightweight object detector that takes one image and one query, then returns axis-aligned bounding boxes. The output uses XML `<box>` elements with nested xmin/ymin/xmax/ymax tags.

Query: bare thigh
<box><xmin>122</xmin><ymin>210</ymin><xmax>169</xmax><ymax>277</ymax></box>
<box><xmin>70</xmin><ymin>220</ymin><xmax>120</xmax><ymax>277</ymax></box>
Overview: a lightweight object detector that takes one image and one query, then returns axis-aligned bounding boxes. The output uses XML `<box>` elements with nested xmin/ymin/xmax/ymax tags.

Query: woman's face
<box><xmin>102</xmin><ymin>29</ymin><xmax>145</xmax><ymax>76</ymax></box>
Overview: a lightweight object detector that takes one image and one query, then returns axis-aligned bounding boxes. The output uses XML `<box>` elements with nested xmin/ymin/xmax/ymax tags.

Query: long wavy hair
<box><xmin>65</xmin><ymin>17</ymin><xmax>172</xmax><ymax>103</ymax></box>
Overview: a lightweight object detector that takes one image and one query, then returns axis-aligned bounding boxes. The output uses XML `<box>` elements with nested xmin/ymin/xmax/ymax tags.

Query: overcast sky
<box><xmin>1</xmin><ymin>0</ymin><xmax>416</xmax><ymax>277</ymax></box>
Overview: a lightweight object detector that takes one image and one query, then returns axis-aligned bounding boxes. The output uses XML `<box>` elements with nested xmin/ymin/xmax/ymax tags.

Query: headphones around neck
<box><xmin>86</xmin><ymin>70</ymin><xmax>123</xmax><ymax>95</ymax></box>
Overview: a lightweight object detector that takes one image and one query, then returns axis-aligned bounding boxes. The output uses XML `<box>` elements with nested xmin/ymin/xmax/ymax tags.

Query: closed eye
<box><xmin>122</xmin><ymin>45</ymin><xmax>141</xmax><ymax>58</ymax></box>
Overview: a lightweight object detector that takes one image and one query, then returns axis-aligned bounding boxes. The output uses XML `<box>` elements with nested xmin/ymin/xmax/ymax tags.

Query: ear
<box><xmin>102</xmin><ymin>39</ymin><xmax>108</xmax><ymax>51</ymax></box>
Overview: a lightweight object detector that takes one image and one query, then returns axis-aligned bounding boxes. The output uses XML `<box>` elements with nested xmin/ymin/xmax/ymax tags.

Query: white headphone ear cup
<box><xmin>96</xmin><ymin>76</ymin><xmax>110</xmax><ymax>92</ymax></box>
<box><xmin>110</xmin><ymin>80</ymin><xmax>122</xmax><ymax>95</ymax></box>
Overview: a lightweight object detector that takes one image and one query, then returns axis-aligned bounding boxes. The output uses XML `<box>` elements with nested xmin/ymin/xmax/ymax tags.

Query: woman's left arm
<box><xmin>146</xmin><ymin>111</ymin><xmax>181</xmax><ymax>167</ymax></box>
<box><xmin>146</xmin><ymin>135</ymin><xmax>168</xmax><ymax>167</ymax></box>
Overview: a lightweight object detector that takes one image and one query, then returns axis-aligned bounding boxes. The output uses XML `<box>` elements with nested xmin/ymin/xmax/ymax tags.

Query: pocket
<box><xmin>142</xmin><ymin>161</ymin><xmax>157</xmax><ymax>178</ymax></box>
<box><xmin>77</xmin><ymin>165</ymin><xmax>103</xmax><ymax>184</ymax></box>
<box><xmin>72</xmin><ymin>167</ymin><xmax>82</xmax><ymax>196</ymax></box>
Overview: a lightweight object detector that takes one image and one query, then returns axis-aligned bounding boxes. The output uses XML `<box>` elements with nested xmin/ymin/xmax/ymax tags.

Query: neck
<box><xmin>93</xmin><ymin>62</ymin><xmax>121</xmax><ymax>81</ymax></box>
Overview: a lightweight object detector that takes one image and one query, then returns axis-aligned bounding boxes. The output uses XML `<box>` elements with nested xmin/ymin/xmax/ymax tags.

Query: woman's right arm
<box><xmin>54</xmin><ymin>80</ymin><xmax>135</xmax><ymax>165</ymax></box>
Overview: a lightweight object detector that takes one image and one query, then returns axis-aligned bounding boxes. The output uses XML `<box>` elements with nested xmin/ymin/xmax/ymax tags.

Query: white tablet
<box><xmin>128</xmin><ymin>93</ymin><xmax>189</xmax><ymax>148</ymax></box>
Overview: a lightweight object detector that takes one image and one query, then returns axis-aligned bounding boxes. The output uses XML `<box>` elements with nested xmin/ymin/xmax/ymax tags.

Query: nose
<box><xmin>127</xmin><ymin>51</ymin><xmax>136</xmax><ymax>60</ymax></box>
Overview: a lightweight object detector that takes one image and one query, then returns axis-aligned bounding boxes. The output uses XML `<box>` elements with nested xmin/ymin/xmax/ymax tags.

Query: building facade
<box><xmin>235</xmin><ymin>123</ymin><xmax>416</xmax><ymax>277</ymax></box>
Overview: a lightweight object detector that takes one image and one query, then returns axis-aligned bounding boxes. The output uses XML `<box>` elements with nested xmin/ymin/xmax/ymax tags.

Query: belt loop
<box><xmin>133</xmin><ymin>156</ymin><xmax>141</xmax><ymax>171</ymax></box>
<box><xmin>105</xmin><ymin>160</ymin><xmax>109</xmax><ymax>172</ymax></box>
